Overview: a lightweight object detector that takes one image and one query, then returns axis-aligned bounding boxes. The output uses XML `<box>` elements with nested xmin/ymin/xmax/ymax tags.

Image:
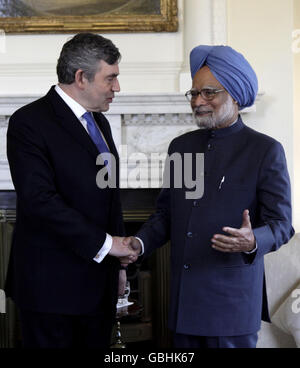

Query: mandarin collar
<box><xmin>206</xmin><ymin>115</ymin><xmax>245</xmax><ymax>138</ymax></box>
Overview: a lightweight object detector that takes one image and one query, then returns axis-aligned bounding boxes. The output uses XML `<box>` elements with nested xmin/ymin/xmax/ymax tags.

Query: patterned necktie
<box><xmin>83</xmin><ymin>111</ymin><xmax>111</xmax><ymax>173</ymax></box>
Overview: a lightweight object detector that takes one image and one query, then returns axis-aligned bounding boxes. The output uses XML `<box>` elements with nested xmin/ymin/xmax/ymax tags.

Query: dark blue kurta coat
<box><xmin>137</xmin><ymin>117</ymin><xmax>294</xmax><ymax>336</ymax></box>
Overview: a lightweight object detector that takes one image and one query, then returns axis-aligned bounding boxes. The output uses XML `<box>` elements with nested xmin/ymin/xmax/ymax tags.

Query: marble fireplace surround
<box><xmin>0</xmin><ymin>0</ymin><xmax>235</xmax><ymax>190</ymax></box>
<box><xmin>0</xmin><ymin>93</ymin><xmax>261</xmax><ymax>190</ymax></box>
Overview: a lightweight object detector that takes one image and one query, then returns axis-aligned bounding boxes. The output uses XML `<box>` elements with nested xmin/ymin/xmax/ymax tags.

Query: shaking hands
<box><xmin>109</xmin><ymin>236</ymin><xmax>142</xmax><ymax>264</ymax></box>
<box><xmin>110</xmin><ymin>237</ymin><xmax>142</xmax><ymax>297</ymax></box>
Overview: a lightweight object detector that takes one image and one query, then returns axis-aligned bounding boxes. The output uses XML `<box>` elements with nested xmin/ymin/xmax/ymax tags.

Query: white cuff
<box><xmin>244</xmin><ymin>241</ymin><xmax>258</xmax><ymax>254</ymax></box>
<box><xmin>134</xmin><ymin>237</ymin><xmax>144</xmax><ymax>255</ymax></box>
<box><xmin>93</xmin><ymin>233</ymin><xmax>113</xmax><ymax>263</ymax></box>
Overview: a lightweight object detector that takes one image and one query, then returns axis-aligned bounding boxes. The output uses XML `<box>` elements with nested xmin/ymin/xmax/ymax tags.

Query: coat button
<box><xmin>187</xmin><ymin>232</ymin><xmax>193</xmax><ymax>238</ymax></box>
<box><xmin>207</xmin><ymin>144</ymin><xmax>212</xmax><ymax>150</ymax></box>
<box><xmin>193</xmin><ymin>201</ymin><xmax>198</xmax><ymax>207</ymax></box>
<box><xmin>184</xmin><ymin>264</ymin><xmax>191</xmax><ymax>270</ymax></box>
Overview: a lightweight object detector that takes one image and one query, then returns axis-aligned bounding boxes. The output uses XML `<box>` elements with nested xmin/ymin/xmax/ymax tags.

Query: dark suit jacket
<box><xmin>137</xmin><ymin>117</ymin><xmax>294</xmax><ymax>336</ymax></box>
<box><xmin>5</xmin><ymin>86</ymin><xmax>124</xmax><ymax>316</ymax></box>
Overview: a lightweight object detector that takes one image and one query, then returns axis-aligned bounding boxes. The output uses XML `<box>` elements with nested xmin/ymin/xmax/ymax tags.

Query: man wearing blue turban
<box><xmin>125</xmin><ymin>45</ymin><xmax>294</xmax><ymax>348</ymax></box>
<box><xmin>190</xmin><ymin>45</ymin><xmax>258</xmax><ymax>109</ymax></box>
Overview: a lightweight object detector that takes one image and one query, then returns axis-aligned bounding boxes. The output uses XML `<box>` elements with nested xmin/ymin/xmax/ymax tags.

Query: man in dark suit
<box><xmin>5</xmin><ymin>33</ymin><xmax>136</xmax><ymax>348</ymax></box>
<box><xmin>125</xmin><ymin>45</ymin><xmax>295</xmax><ymax>348</ymax></box>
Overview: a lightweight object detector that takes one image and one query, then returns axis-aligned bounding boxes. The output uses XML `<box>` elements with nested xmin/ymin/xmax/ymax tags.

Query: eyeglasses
<box><xmin>185</xmin><ymin>88</ymin><xmax>225</xmax><ymax>102</ymax></box>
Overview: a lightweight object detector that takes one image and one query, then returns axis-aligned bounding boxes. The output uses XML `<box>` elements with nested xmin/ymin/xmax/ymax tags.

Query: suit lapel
<box><xmin>45</xmin><ymin>86</ymin><xmax>119</xmax><ymax>182</ymax></box>
<box><xmin>46</xmin><ymin>86</ymin><xmax>99</xmax><ymax>159</ymax></box>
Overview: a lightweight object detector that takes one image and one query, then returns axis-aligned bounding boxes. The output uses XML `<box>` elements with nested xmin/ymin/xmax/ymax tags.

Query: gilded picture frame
<box><xmin>0</xmin><ymin>0</ymin><xmax>178</xmax><ymax>33</ymax></box>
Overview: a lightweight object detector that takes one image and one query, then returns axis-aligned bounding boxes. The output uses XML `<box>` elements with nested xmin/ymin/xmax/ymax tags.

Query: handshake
<box><xmin>109</xmin><ymin>236</ymin><xmax>142</xmax><ymax>265</ymax></box>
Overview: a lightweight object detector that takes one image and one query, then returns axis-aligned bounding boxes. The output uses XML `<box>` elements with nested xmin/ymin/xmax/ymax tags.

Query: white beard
<box><xmin>193</xmin><ymin>94</ymin><xmax>237</xmax><ymax>129</ymax></box>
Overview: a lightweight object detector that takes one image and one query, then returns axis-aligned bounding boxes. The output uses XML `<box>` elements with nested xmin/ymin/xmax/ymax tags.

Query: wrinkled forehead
<box><xmin>192</xmin><ymin>65</ymin><xmax>224</xmax><ymax>90</ymax></box>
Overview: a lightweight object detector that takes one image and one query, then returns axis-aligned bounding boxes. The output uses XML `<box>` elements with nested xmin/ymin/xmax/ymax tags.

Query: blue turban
<box><xmin>190</xmin><ymin>45</ymin><xmax>258</xmax><ymax>109</ymax></box>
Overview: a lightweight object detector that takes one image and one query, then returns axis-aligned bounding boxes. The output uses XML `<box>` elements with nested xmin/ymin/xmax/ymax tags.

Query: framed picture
<box><xmin>0</xmin><ymin>0</ymin><xmax>178</xmax><ymax>33</ymax></box>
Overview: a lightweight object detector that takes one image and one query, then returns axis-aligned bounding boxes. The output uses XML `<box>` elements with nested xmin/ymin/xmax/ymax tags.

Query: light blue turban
<box><xmin>190</xmin><ymin>45</ymin><xmax>258</xmax><ymax>109</ymax></box>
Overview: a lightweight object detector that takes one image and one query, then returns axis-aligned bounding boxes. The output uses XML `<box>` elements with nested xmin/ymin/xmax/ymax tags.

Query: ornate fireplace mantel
<box><xmin>0</xmin><ymin>92</ymin><xmax>262</xmax><ymax>190</ymax></box>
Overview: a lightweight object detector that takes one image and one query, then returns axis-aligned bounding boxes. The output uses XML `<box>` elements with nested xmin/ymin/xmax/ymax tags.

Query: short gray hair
<box><xmin>57</xmin><ymin>33</ymin><xmax>121</xmax><ymax>84</ymax></box>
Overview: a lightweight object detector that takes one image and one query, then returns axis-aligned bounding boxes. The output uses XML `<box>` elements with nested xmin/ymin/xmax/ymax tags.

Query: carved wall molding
<box><xmin>0</xmin><ymin>91</ymin><xmax>263</xmax><ymax>189</ymax></box>
<box><xmin>123</xmin><ymin>113</ymin><xmax>194</xmax><ymax>126</ymax></box>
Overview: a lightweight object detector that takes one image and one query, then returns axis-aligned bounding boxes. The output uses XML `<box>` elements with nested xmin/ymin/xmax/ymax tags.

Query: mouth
<box><xmin>194</xmin><ymin>110</ymin><xmax>213</xmax><ymax>116</ymax></box>
<box><xmin>106</xmin><ymin>96</ymin><xmax>114</xmax><ymax>103</ymax></box>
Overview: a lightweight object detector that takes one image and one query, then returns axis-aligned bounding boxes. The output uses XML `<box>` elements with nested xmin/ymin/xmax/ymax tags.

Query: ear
<box><xmin>74</xmin><ymin>69</ymin><xmax>87</xmax><ymax>89</ymax></box>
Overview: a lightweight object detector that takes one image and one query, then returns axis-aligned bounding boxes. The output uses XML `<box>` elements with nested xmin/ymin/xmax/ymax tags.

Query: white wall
<box><xmin>0</xmin><ymin>0</ymin><xmax>227</xmax><ymax>95</ymax></box>
<box><xmin>0</xmin><ymin>1</ymin><xmax>185</xmax><ymax>95</ymax></box>
<box><xmin>227</xmin><ymin>0</ymin><xmax>296</xmax><ymax>230</ymax></box>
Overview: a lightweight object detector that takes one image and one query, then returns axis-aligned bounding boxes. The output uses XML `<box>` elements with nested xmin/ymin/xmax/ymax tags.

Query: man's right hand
<box><xmin>109</xmin><ymin>236</ymin><xmax>137</xmax><ymax>260</ymax></box>
<box><xmin>119</xmin><ymin>236</ymin><xmax>142</xmax><ymax>265</ymax></box>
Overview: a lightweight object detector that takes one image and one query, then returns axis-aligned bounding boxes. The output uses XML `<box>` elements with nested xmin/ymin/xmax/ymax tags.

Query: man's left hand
<box><xmin>211</xmin><ymin>209</ymin><xmax>255</xmax><ymax>253</ymax></box>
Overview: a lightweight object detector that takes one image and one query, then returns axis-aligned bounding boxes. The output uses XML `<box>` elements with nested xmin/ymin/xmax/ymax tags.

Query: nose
<box><xmin>113</xmin><ymin>78</ymin><xmax>120</xmax><ymax>92</ymax></box>
<box><xmin>192</xmin><ymin>93</ymin><xmax>209</xmax><ymax>107</ymax></box>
